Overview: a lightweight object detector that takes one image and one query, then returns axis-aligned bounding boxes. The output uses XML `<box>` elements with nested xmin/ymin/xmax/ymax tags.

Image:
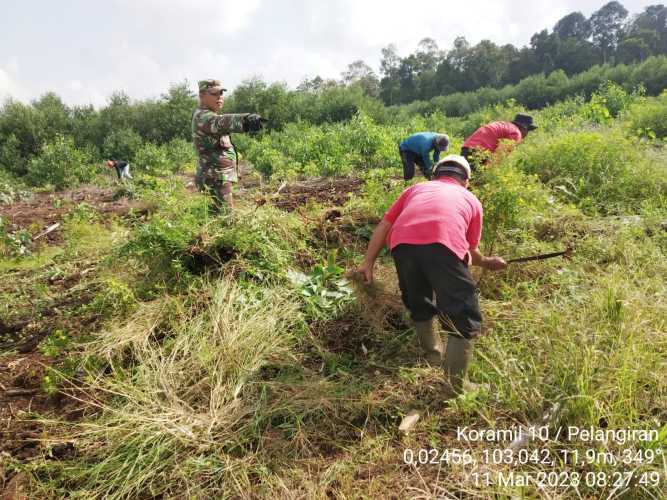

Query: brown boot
<box><xmin>442</xmin><ymin>335</ymin><xmax>475</xmax><ymax>394</ymax></box>
<box><xmin>414</xmin><ymin>319</ymin><xmax>443</xmax><ymax>366</ymax></box>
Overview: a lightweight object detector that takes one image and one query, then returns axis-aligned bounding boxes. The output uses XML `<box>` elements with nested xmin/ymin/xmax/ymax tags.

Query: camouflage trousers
<box><xmin>195</xmin><ymin>158</ymin><xmax>238</xmax><ymax>206</ymax></box>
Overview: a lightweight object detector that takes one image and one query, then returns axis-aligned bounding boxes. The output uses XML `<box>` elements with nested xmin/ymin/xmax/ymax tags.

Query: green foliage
<box><xmin>26</xmin><ymin>135</ymin><xmax>94</xmax><ymax>190</ymax></box>
<box><xmin>392</xmin><ymin>57</ymin><xmax>667</xmax><ymax>119</ymax></box>
<box><xmin>0</xmin><ymin>223</ymin><xmax>32</xmax><ymax>258</ymax></box>
<box><xmin>0</xmin><ymin>133</ymin><xmax>23</xmax><ymax>175</ymax></box>
<box><xmin>583</xmin><ymin>81</ymin><xmax>641</xmax><ymax>124</ymax></box>
<box><xmin>288</xmin><ymin>250</ymin><xmax>354</xmax><ymax>319</ymax></box>
<box><xmin>476</xmin><ymin>164</ymin><xmax>552</xmax><ymax>244</ymax></box>
<box><xmin>358</xmin><ymin>169</ymin><xmax>407</xmax><ymax>214</ymax></box>
<box><xmin>130</xmin><ymin>139</ymin><xmax>194</xmax><ymax>175</ymax></box>
<box><xmin>135</xmin><ymin>83</ymin><xmax>197</xmax><ymax>143</ymax></box>
<box><xmin>123</xmin><ymin>196</ymin><xmax>206</xmax><ymax>279</ymax></box>
<box><xmin>84</xmin><ymin>278</ymin><xmax>137</xmax><ymax>318</ymax></box>
<box><xmin>626</xmin><ymin>91</ymin><xmax>667</xmax><ymax>139</ymax></box>
<box><xmin>163</xmin><ymin>137</ymin><xmax>196</xmax><ymax>171</ymax></box>
<box><xmin>245</xmin><ymin>111</ymin><xmax>402</xmax><ymax>179</ymax></box>
<box><xmin>211</xmin><ymin>205</ymin><xmax>310</xmax><ymax>280</ymax></box>
<box><xmin>38</xmin><ymin>329</ymin><xmax>71</xmax><ymax>357</ymax></box>
<box><xmin>102</xmin><ymin>127</ymin><xmax>144</xmax><ymax>161</ymax></box>
<box><xmin>512</xmin><ymin>129</ymin><xmax>666</xmax><ymax>214</ymax></box>
<box><xmin>132</xmin><ymin>142</ymin><xmax>171</xmax><ymax>175</ymax></box>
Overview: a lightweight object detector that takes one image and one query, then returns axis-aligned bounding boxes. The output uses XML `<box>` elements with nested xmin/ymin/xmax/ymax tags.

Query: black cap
<box><xmin>512</xmin><ymin>113</ymin><xmax>537</xmax><ymax>131</ymax></box>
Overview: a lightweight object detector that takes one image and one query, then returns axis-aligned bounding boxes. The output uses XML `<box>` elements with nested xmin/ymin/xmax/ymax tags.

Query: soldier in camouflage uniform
<box><xmin>192</xmin><ymin>79</ymin><xmax>264</xmax><ymax>209</ymax></box>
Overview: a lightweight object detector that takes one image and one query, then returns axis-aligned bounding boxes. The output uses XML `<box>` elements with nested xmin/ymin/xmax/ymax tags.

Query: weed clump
<box><xmin>511</xmin><ymin>128</ymin><xmax>667</xmax><ymax>214</ymax></box>
<box><xmin>40</xmin><ymin>280</ymin><xmax>300</xmax><ymax>498</ymax></box>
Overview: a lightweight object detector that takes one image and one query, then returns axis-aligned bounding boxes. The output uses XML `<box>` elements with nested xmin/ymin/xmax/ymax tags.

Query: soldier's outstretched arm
<box><xmin>200</xmin><ymin>112</ymin><xmax>248</xmax><ymax>136</ymax></box>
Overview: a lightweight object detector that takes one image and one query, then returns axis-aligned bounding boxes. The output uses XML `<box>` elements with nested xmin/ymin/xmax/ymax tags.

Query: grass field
<box><xmin>1</xmin><ymin>86</ymin><xmax>666</xmax><ymax>499</ymax></box>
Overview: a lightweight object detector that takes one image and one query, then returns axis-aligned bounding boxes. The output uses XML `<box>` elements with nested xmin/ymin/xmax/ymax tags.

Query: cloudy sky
<box><xmin>0</xmin><ymin>0</ymin><xmax>656</xmax><ymax>107</ymax></box>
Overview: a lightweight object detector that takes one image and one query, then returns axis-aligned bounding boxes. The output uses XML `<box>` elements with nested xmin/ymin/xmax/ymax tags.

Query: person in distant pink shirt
<box><xmin>461</xmin><ymin>113</ymin><xmax>537</xmax><ymax>170</ymax></box>
<box><xmin>357</xmin><ymin>155</ymin><xmax>507</xmax><ymax>395</ymax></box>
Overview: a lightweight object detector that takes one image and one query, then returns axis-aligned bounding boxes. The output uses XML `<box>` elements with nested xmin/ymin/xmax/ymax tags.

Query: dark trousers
<box><xmin>399</xmin><ymin>148</ymin><xmax>431</xmax><ymax>181</ymax></box>
<box><xmin>392</xmin><ymin>243</ymin><xmax>481</xmax><ymax>338</ymax></box>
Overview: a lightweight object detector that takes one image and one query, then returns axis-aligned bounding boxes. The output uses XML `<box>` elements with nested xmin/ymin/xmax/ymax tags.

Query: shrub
<box><xmin>82</xmin><ymin>278</ymin><xmax>137</xmax><ymax>319</ymax></box>
<box><xmin>26</xmin><ymin>135</ymin><xmax>93</xmax><ymax>190</ymax></box>
<box><xmin>511</xmin><ymin>129</ymin><xmax>667</xmax><ymax>214</ymax></box>
<box><xmin>133</xmin><ymin>142</ymin><xmax>171</xmax><ymax>175</ymax></box>
<box><xmin>476</xmin><ymin>164</ymin><xmax>552</xmax><ymax>244</ymax></box>
<box><xmin>122</xmin><ymin>195</ymin><xmax>206</xmax><ymax>281</ymax></box>
<box><xmin>0</xmin><ymin>133</ymin><xmax>24</xmax><ymax>176</ymax></box>
<box><xmin>102</xmin><ymin>127</ymin><xmax>144</xmax><ymax>162</ymax></box>
<box><xmin>211</xmin><ymin>205</ymin><xmax>310</xmax><ymax>281</ymax></box>
<box><xmin>0</xmin><ymin>170</ymin><xmax>30</xmax><ymax>205</ymax></box>
<box><xmin>164</xmin><ymin>137</ymin><xmax>196</xmax><ymax>172</ymax></box>
<box><xmin>288</xmin><ymin>250</ymin><xmax>355</xmax><ymax>320</ymax></box>
<box><xmin>625</xmin><ymin>93</ymin><xmax>667</xmax><ymax>139</ymax></box>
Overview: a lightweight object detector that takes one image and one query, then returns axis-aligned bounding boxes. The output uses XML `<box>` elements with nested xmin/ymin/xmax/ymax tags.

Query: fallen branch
<box><xmin>33</xmin><ymin>222</ymin><xmax>61</xmax><ymax>240</ymax></box>
<box><xmin>4</xmin><ymin>388</ymin><xmax>39</xmax><ymax>397</ymax></box>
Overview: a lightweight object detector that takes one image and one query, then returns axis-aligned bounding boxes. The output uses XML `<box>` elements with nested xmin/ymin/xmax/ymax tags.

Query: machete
<box><xmin>507</xmin><ymin>247</ymin><xmax>572</xmax><ymax>264</ymax></box>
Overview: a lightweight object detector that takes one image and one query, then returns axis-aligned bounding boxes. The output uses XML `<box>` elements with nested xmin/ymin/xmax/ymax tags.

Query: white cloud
<box><xmin>0</xmin><ymin>63</ymin><xmax>28</xmax><ymax>103</ymax></box>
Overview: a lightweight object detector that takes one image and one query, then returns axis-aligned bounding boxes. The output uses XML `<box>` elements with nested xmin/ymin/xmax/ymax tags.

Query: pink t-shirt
<box><xmin>383</xmin><ymin>177</ymin><xmax>483</xmax><ymax>260</ymax></box>
<box><xmin>463</xmin><ymin>121</ymin><xmax>522</xmax><ymax>152</ymax></box>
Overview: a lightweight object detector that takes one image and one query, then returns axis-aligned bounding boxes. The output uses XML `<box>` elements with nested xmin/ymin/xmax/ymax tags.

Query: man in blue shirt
<box><xmin>399</xmin><ymin>132</ymin><xmax>450</xmax><ymax>180</ymax></box>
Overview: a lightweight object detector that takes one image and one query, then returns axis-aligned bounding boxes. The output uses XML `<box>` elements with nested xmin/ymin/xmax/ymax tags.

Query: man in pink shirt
<box><xmin>357</xmin><ymin>155</ymin><xmax>507</xmax><ymax>394</ymax></box>
<box><xmin>461</xmin><ymin>113</ymin><xmax>537</xmax><ymax>170</ymax></box>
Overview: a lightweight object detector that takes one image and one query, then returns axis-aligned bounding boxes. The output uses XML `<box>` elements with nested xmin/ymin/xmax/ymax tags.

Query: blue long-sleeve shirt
<box><xmin>399</xmin><ymin>132</ymin><xmax>441</xmax><ymax>173</ymax></box>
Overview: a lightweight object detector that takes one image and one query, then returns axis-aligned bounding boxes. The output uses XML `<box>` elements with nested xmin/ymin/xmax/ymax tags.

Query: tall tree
<box><xmin>554</xmin><ymin>12</ymin><xmax>592</xmax><ymax>40</ymax></box>
<box><xmin>465</xmin><ymin>40</ymin><xmax>509</xmax><ymax>89</ymax></box>
<box><xmin>443</xmin><ymin>36</ymin><xmax>471</xmax><ymax>91</ymax></box>
<box><xmin>530</xmin><ymin>30</ymin><xmax>560</xmax><ymax>73</ymax></box>
<box><xmin>379</xmin><ymin>44</ymin><xmax>401</xmax><ymax>105</ymax></box>
<box><xmin>341</xmin><ymin>60</ymin><xmax>380</xmax><ymax>98</ymax></box>
<box><xmin>627</xmin><ymin>4</ymin><xmax>667</xmax><ymax>53</ymax></box>
<box><xmin>413</xmin><ymin>38</ymin><xmax>443</xmax><ymax>99</ymax></box>
<box><xmin>396</xmin><ymin>55</ymin><xmax>419</xmax><ymax>103</ymax></box>
<box><xmin>555</xmin><ymin>38</ymin><xmax>599</xmax><ymax>74</ymax></box>
<box><xmin>590</xmin><ymin>1</ymin><xmax>629</xmax><ymax>62</ymax></box>
<box><xmin>617</xmin><ymin>36</ymin><xmax>653</xmax><ymax>62</ymax></box>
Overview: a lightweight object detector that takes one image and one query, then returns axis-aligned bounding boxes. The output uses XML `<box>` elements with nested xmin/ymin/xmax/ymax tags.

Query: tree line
<box><xmin>338</xmin><ymin>2</ymin><xmax>667</xmax><ymax>105</ymax></box>
<box><xmin>1</xmin><ymin>2</ymin><xmax>666</xmax><ymax>185</ymax></box>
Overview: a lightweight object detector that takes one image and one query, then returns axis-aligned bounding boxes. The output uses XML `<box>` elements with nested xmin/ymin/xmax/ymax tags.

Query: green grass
<box><xmin>3</xmin><ymin>87</ymin><xmax>667</xmax><ymax>499</ymax></box>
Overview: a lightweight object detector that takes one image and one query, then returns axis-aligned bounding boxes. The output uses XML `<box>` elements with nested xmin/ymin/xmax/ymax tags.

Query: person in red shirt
<box><xmin>357</xmin><ymin>155</ymin><xmax>507</xmax><ymax>394</ymax></box>
<box><xmin>461</xmin><ymin>113</ymin><xmax>537</xmax><ymax>170</ymax></box>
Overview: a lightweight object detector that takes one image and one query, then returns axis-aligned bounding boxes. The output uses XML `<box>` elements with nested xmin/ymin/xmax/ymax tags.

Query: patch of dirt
<box><xmin>0</xmin><ymin>185</ymin><xmax>151</xmax><ymax>245</ymax></box>
<box><xmin>1</xmin><ymin>276</ymin><xmax>99</xmax><ymax>354</ymax></box>
<box><xmin>180</xmin><ymin>234</ymin><xmax>237</xmax><ymax>275</ymax></box>
<box><xmin>182</xmin><ymin>243</ymin><xmax>237</xmax><ymax>275</ymax></box>
<box><xmin>313</xmin><ymin>211</ymin><xmax>379</xmax><ymax>249</ymax></box>
<box><xmin>0</xmin><ymin>353</ymin><xmax>87</xmax><ymax>462</ymax></box>
<box><xmin>257</xmin><ymin>178</ymin><xmax>364</xmax><ymax>212</ymax></box>
<box><xmin>0</xmin><ymin>265</ymin><xmax>105</xmax><ymax>494</ymax></box>
<box><xmin>310</xmin><ymin>317</ymin><xmax>368</xmax><ymax>355</ymax></box>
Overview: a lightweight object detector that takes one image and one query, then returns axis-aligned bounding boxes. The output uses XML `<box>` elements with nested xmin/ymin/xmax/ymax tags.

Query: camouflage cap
<box><xmin>198</xmin><ymin>79</ymin><xmax>227</xmax><ymax>94</ymax></box>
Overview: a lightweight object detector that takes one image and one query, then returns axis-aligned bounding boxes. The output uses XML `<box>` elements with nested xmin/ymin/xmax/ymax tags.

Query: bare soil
<box><xmin>254</xmin><ymin>177</ymin><xmax>364</xmax><ymax>211</ymax></box>
<box><xmin>0</xmin><ymin>176</ymin><xmax>367</xmax><ymax>496</ymax></box>
<box><xmin>0</xmin><ymin>185</ymin><xmax>150</xmax><ymax>245</ymax></box>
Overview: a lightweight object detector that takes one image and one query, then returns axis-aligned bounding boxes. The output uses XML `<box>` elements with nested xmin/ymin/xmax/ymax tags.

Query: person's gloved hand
<box><xmin>243</xmin><ymin>114</ymin><xmax>265</xmax><ymax>133</ymax></box>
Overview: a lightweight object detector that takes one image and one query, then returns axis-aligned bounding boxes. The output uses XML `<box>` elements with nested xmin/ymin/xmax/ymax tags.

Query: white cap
<box><xmin>433</xmin><ymin>154</ymin><xmax>472</xmax><ymax>180</ymax></box>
